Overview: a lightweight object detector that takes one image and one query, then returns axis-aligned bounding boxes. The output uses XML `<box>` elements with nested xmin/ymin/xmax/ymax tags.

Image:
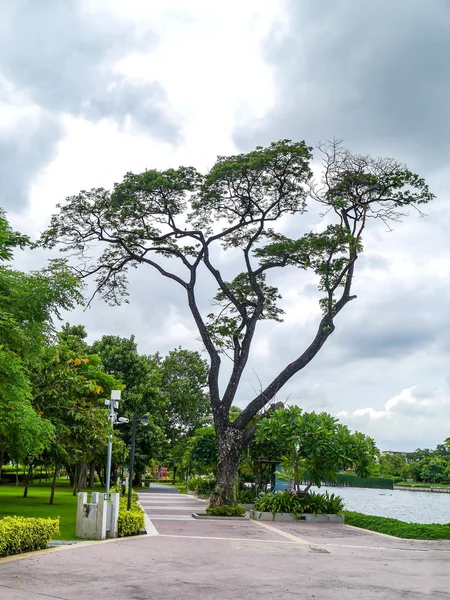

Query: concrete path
<box><xmin>141</xmin><ymin>483</ymin><xmax>180</xmax><ymax>494</ymax></box>
<box><xmin>0</xmin><ymin>490</ymin><xmax>448</xmax><ymax>599</ymax></box>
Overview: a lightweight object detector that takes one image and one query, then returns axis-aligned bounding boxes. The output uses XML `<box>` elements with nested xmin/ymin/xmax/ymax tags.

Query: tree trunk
<box><xmin>0</xmin><ymin>448</ymin><xmax>4</xmax><ymax>483</ymax></box>
<box><xmin>89</xmin><ymin>461</ymin><xmax>95</xmax><ymax>488</ymax></box>
<box><xmin>49</xmin><ymin>462</ymin><xmax>58</xmax><ymax>505</ymax></box>
<box><xmin>96</xmin><ymin>466</ymin><xmax>104</xmax><ymax>487</ymax></box>
<box><xmin>67</xmin><ymin>465</ymin><xmax>75</xmax><ymax>487</ymax></box>
<box><xmin>77</xmin><ymin>462</ymin><xmax>88</xmax><ymax>489</ymax></box>
<box><xmin>212</xmin><ymin>427</ymin><xmax>243</xmax><ymax>506</ymax></box>
<box><xmin>173</xmin><ymin>466</ymin><xmax>177</xmax><ymax>484</ymax></box>
<box><xmin>72</xmin><ymin>464</ymin><xmax>78</xmax><ymax>496</ymax></box>
<box><xmin>23</xmin><ymin>464</ymin><xmax>33</xmax><ymax>498</ymax></box>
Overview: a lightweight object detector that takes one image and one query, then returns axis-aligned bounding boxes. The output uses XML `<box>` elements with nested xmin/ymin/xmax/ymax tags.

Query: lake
<box><xmin>313</xmin><ymin>485</ymin><xmax>450</xmax><ymax>524</ymax></box>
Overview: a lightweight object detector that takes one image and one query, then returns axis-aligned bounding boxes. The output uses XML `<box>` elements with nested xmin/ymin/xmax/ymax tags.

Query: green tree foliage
<box><xmin>255</xmin><ymin>406</ymin><xmax>378</xmax><ymax>493</ymax></box>
<box><xmin>0</xmin><ymin>211</ymin><xmax>82</xmax><ymax>474</ymax></box>
<box><xmin>184</xmin><ymin>426</ymin><xmax>219</xmax><ymax>475</ymax></box>
<box><xmin>378</xmin><ymin>453</ymin><xmax>408</xmax><ymax>478</ymax></box>
<box><xmin>30</xmin><ymin>343</ymin><xmax>122</xmax><ymax>502</ymax></box>
<box><xmin>41</xmin><ymin>140</ymin><xmax>434</xmax><ymax>504</ymax></box>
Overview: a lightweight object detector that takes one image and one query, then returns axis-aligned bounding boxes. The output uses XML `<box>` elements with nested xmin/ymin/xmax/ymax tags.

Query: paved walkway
<box><xmin>0</xmin><ymin>489</ymin><xmax>448</xmax><ymax>599</ymax></box>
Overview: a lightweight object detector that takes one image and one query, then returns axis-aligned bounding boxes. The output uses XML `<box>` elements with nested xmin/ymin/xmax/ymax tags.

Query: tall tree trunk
<box><xmin>89</xmin><ymin>461</ymin><xmax>96</xmax><ymax>488</ymax></box>
<box><xmin>49</xmin><ymin>462</ymin><xmax>58</xmax><ymax>505</ymax></box>
<box><xmin>67</xmin><ymin>465</ymin><xmax>75</xmax><ymax>487</ymax></box>
<box><xmin>96</xmin><ymin>466</ymin><xmax>104</xmax><ymax>487</ymax></box>
<box><xmin>0</xmin><ymin>448</ymin><xmax>4</xmax><ymax>483</ymax></box>
<box><xmin>212</xmin><ymin>427</ymin><xmax>243</xmax><ymax>506</ymax></box>
<box><xmin>77</xmin><ymin>462</ymin><xmax>88</xmax><ymax>489</ymax></box>
<box><xmin>72</xmin><ymin>464</ymin><xmax>78</xmax><ymax>496</ymax></box>
<box><xmin>23</xmin><ymin>464</ymin><xmax>33</xmax><ymax>498</ymax></box>
<box><xmin>173</xmin><ymin>466</ymin><xmax>177</xmax><ymax>484</ymax></box>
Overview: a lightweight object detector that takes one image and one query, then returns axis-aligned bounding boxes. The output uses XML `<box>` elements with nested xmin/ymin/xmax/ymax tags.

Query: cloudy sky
<box><xmin>2</xmin><ymin>0</ymin><xmax>450</xmax><ymax>451</ymax></box>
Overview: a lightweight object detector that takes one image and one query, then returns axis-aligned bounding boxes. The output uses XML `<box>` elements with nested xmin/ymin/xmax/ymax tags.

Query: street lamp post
<box><xmin>127</xmin><ymin>413</ymin><xmax>149</xmax><ymax>510</ymax></box>
<box><xmin>105</xmin><ymin>390</ymin><xmax>121</xmax><ymax>497</ymax></box>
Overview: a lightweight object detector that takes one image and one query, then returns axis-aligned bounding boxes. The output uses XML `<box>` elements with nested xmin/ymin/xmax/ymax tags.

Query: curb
<box><xmin>192</xmin><ymin>512</ymin><xmax>249</xmax><ymax>520</ymax></box>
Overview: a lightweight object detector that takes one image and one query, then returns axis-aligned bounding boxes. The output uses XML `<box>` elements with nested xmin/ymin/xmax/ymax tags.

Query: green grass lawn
<box><xmin>395</xmin><ymin>481</ymin><xmax>450</xmax><ymax>488</ymax></box>
<box><xmin>0</xmin><ymin>480</ymin><xmax>105</xmax><ymax>540</ymax></box>
<box><xmin>344</xmin><ymin>511</ymin><xmax>450</xmax><ymax>540</ymax></box>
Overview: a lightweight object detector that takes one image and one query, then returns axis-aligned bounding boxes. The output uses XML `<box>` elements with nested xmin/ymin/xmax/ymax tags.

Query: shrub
<box><xmin>254</xmin><ymin>491</ymin><xmax>302</xmax><ymax>517</ymax></box>
<box><xmin>188</xmin><ymin>476</ymin><xmax>216</xmax><ymax>496</ymax></box>
<box><xmin>206</xmin><ymin>505</ymin><xmax>246</xmax><ymax>517</ymax></box>
<box><xmin>0</xmin><ymin>516</ymin><xmax>60</xmax><ymax>556</ymax></box>
<box><xmin>117</xmin><ymin>508</ymin><xmax>145</xmax><ymax>537</ymax></box>
<box><xmin>254</xmin><ymin>490</ymin><xmax>344</xmax><ymax>518</ymax></box>
<box><xmin>304</xmin><ymin>491</ymin><xmax>344</xmax><ymax>515</ymax></box>
<box><xmin>237</xmin><ymin>486</ymin><xmax>258</xmax><ymax>504</ymax></box>
<box><xmin>117</xmin><ymin>495</ymin><xmax>145</xmax><ymax>537</ymax></box>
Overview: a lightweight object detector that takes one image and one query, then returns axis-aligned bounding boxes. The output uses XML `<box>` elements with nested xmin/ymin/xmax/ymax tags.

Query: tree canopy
<box><xmin>0</xmin><ymin>211</ymin><xmax>82</xmax><ymax>472</ymax></box>
<box><xmin>41</xmin><ymin>139</ymin><xmax>434</xmax><ymax>504</ymax></box>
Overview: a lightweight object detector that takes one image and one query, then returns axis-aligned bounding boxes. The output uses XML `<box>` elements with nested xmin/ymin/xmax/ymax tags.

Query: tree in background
<box><xmin>30</xmin><ymin>342</ymin><xmax>121</xmax><ymax>503</ymax></box>
<box><xmin>254</xmin><ymin>406</ymin><xmax>377</xmax><ymax>494</ymax></box>
<box><xmin>0</xmin><ymin>211</ymin><xmax>82</xmax><ymax>479</ymax></box>
<box><xmin>42</xmin><ymin>140</ymin><xmax>434</xmax><ymax>504</ymax></box>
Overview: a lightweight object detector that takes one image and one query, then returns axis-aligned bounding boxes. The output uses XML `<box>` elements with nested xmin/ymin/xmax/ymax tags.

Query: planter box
<box><xmin>251</xmin><ymin>511</ymin><xmax>344</xmax><ymax>524</ymax></box>
<box><xmin>192</xmin><ymin>513</ymin><xmax>249</xmax><ymax>520</ymax></box>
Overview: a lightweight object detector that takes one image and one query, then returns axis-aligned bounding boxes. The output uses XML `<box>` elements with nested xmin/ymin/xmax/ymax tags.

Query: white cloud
<box><xmin>338</xmin><ymin>387</ymin><xmax>450</xmax><ymax>450</ymax></box>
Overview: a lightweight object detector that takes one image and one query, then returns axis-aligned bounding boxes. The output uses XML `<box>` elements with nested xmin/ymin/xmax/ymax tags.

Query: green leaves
<box><xmin>254</xmin><ymin>406</ymin><xmax>378</xmax><ymax>490</ymax></box>
<box><xmin>194</xmin><ymin>140</ymin><xmax>313</xmax><ymax>227</ymax></box>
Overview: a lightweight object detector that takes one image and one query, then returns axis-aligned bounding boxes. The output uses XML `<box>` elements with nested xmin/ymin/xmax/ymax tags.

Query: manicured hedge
<box><xmin>117</xmin><ymin>507</ymin><xmax>145</xmax><ymax>537</ymax></box>
<box><xmin>344</xmin><ymin>511</ymin><xmax>450</xmax><ymax>540</ymax></box>
<box><xmin>206</xmin><ymin>505</ymin><xmax>246</xmax><ymax>517</ymax></box>
<box><xmin>333</xmin><ymin>473</ymin><xmax>394</xmax><ymax>489</ymax></box>
<box><xmin>117</xmin><ymin>493</ymin><xmax>145</xmax><ymax>537</ymax></box>
<box><xmin>0</xmin><ymin>516</ymin><xmax>60</xmax><ymax>556</ymax></box>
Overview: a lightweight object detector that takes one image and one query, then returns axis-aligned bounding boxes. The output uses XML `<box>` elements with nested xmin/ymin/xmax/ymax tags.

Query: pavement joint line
<box><xmin>158</xmin><ymin>534</ymin><xmax>301</xmax><ymax>544</ymax></box>
<box><xmin>249</xmin><ymin>518</ymin><xmax>311</xmax><ymax>545</ymax></box>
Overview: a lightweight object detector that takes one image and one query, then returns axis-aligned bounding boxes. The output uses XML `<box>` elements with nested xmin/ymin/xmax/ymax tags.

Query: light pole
<box><xmin>104</xmin><ymin>390</ymin><xmax>122</xmax><ymax>496</ymax></box>
<box><xmin>127</xmin><ymin>413</ymin><xmax>149</xmax><ymax>510</ymax></box>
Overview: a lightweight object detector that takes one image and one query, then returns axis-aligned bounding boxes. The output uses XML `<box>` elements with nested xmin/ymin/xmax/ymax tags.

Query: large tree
<box><xmin>41</xmin><ymin>140</ymin><xmax>433</xmax><ymax>504</ymax></box>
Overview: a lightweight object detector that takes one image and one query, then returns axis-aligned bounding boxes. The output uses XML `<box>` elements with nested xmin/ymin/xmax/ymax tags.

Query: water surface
<box><xmin>313</xmin><ymin>485</ymin><xmax>450</xmax><ymax>524</ymax></box>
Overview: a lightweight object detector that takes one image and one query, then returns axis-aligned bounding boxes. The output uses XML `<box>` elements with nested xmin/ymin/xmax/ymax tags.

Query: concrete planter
<box><xmin>192</xmin><ymin>512</ymin><xmax>249</xmax><ymax>520</ymax></box>
<box><xmin>251</xmin><ymin>511</ymin><xmax>344</xmax><ymax>524</ymax></box>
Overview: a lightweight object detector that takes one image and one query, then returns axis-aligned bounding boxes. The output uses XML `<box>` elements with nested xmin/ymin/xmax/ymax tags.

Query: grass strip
<box><xmin>344</xmin><ymin>511</ymin><xmax>450</xmax><ymax>540</ymax></box>
<box><xmin>0</xmin><ymin>481</ymin><xmax>104</xmax><ymax>540</ymax></box>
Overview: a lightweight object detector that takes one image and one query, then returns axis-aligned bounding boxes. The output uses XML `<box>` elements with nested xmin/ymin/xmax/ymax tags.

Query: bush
<box><xmin>188</xmin><ymin>476</ymin><xmax>216</xmax><ymax>496</ymax></box>
<box><xmin>0</xmin><ymin>516</ymin><xmax>60</xmax><ymax>556</ymax></box>
<box><xmin>254</xmin><ymin>490</ymin><xmax>344</xmax><ymax>518</ymax></box>
<box><xmin>237</xmin><ymin>486</ymin><xmax>258</xmax><ymax>504</ymax></box>
<box><xmin>117</xmin><ymin>495</ymin><xmax>145</xmax><ymax>537</ymax></box>
<box><xmin>117</xmin><ymin>508</ymin><xmax>145</xmax><ymax>537</ymax></box>
<box><xmin>344</xmin><ymin>511</ymin><xmax>450</xmax><ymax>540</ymax></box>
<box><xmin>206</xmin><ymin>505</ymin><xmax>246</xmax><ymax>517</ymax></box>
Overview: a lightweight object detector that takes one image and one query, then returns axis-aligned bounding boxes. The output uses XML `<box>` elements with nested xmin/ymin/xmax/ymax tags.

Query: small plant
<box><xmin>253</xmin><ymin>490</ymin><xmax>344</xmax><ymax>518</ymax></box>
<box><xmin>206</xmin><ymin>505</ymin><xmax>246</xmax><ymax>517</ymax></box>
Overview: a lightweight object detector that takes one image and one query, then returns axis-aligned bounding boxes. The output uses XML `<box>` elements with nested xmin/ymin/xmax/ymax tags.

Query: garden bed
<box><xmin>251</xmin><ymin>511</ymin><xmax>344</xmax><ymax>523</ymax></box>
